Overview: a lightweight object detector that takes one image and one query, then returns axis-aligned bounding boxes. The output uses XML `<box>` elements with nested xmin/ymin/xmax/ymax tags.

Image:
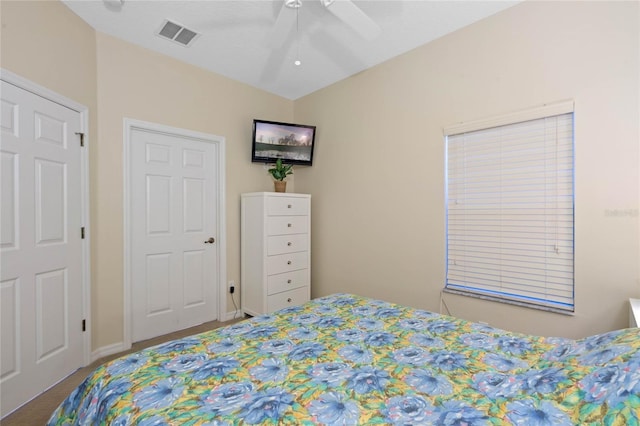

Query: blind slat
<box><xmin>446</xmin><ymin>111</ymin><xmax>574</xmax><ymax>311</ymax></box>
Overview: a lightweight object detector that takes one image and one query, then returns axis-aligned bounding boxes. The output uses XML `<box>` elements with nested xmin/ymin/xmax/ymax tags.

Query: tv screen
<box><xmin>251</xmin><ymin>119</ymin><xmax>316</xmax><ymax>166</ymax></box>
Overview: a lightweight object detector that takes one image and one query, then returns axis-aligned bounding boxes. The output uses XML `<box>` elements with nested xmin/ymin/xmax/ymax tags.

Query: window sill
<box><xmin>443</xmin><ymin>288</ymin><xmax>575</xmax><ymax>316</ymax></box>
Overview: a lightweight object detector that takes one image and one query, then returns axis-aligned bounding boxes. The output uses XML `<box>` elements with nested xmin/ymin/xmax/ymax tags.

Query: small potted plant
<box><xmin>268</xmin><ymin>158</ymin><xmax>293</xmax><ymax>192</ymax></box>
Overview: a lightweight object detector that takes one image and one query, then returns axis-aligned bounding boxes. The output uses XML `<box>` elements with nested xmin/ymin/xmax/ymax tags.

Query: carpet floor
<box><xmin>2</xmin><ymin>318</ymin><xmax>241</xmax><ymax>425</ymax></box>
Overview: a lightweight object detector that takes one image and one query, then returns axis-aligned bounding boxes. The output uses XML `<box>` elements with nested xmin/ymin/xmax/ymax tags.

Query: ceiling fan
<box><xmin>267</xmin><ymin>0</ymin><xmax>382</xmax><ymax>49</ymax></box>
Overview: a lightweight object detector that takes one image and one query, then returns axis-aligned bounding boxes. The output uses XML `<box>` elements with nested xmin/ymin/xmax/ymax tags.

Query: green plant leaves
<box><xmin>268</xmin><ymin>158</ymin><xmax>293</xmax><ymax>181</ymax></box>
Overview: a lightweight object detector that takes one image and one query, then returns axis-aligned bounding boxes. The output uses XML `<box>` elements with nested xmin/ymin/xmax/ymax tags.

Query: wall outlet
<box><xmin>229</xmin><ymin>280</ymin><xmax>235</xmax><ymax>294</ymax></box>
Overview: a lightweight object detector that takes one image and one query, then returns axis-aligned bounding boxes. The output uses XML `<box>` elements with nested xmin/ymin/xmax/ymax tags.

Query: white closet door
<box><xmin>130</xmin><ymin>127</ymin><xmax>219</xmax><ymax>342</ymax></box>
<box><xmin>0</xmin><ymin>80</ymin><xmax>84</xmax><ymax>417</ymax></box>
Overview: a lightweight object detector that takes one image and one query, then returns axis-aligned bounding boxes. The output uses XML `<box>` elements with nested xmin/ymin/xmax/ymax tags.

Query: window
<box><xmin>444</xmin><ymin>102</ymin><xmax>574</xmax><ymax>312</ymax></box>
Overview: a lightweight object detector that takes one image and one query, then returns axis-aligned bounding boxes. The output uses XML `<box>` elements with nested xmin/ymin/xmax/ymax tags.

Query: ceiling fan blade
<box><xmin>265</xmin><ymin>2</ymin><xmax>297</xmax><ymax>49</ymax></box>
<box><xmin>308</xmin><ymin>27</ymin><xmax>367</xmax><ymax>73</ymax></box>
<box><xmin>259</xmin><ymin>34</ymin><xmax>293</xmax><ymax>86</ymax></box>
<box><xmin>322</xmin><ymin>0</ymin><xmax>381</xmax><ymax>41</ymax></box>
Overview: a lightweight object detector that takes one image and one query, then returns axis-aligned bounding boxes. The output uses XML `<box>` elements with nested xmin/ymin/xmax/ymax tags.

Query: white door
<box><xmin>0</xmin><ymin>80</ymin><xmax>85</xmax><ymax>417</ymax></box>
<box><xmin>130</xmin><ymin>126</ymin><xmax>219</xmax><ymax>342</ymax></box>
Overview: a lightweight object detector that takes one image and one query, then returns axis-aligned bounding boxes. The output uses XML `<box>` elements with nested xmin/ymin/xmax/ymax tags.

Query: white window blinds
<box><xmin>445</xmin><ymin>104</ymin><xmax>574</xmax><ymax>312</ymax></box>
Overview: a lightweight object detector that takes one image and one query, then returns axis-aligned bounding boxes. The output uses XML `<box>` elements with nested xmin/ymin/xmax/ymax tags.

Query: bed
<box><xmin>48</xmin><ymin>293</ymin><xmax>640</xmax><ymax>425</ymax></box>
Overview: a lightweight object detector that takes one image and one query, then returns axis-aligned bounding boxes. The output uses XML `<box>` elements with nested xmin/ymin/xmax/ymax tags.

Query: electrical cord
<box><xmin>231</xmin><ymin>290</ymin><xmax>239</xmax><ymax>319</ymax></box>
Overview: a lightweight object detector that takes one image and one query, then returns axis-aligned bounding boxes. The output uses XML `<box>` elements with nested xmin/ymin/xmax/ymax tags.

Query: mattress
<box><xmin>47</xmin><ymin>293</ymin><xmax>640</xmax><ymax>425</ymax></box>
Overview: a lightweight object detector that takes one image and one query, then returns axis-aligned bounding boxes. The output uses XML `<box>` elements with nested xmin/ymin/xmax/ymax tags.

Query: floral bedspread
<box><xmin>48</xmin><ymin>293</ymin><xmax>640</xmax><ymax>425</ymax></box>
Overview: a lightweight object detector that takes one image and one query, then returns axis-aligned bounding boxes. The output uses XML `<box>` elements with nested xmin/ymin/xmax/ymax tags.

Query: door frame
<box><xmin>0</xmin><ymin>68</ymin><xmax>91</xmax><ymax>368</ymax></box>
<box><xmin>123</xmin><ymin>118</ymin><xmax>226</xmax><ymax>349</ymax></box>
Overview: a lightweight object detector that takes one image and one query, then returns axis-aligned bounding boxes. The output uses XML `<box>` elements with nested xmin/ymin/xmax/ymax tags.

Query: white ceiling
<box><xmin>62</xmin><ymin>0</ymin><xmax>521</xmax><ymax>100</ymax></box>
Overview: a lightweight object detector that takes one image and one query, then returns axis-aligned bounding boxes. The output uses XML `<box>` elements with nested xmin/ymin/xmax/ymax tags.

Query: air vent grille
<box><xmin>157</xmin><ymin>20</ymin><xmax>199</xmax><ymax>47</ymax></box>
<box><xmin>174</xmin><ymin>28</ymin><xmax>198</xmax><ymax>46</ymax></box>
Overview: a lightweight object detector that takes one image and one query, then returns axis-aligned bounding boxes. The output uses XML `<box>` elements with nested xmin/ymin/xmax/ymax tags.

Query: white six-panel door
<box><xmin>0</xmin><ymin>79</ymin><xmax>85</xmax><ymax>417</ymax></box>
<box><xmin>130</xmin><ymin>126</ymin><xmax>220</xmax><ymax>342</ymax></box>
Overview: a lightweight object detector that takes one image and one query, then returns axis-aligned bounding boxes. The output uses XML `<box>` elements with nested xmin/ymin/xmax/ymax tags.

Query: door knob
<box><xmin>204</xmin><ymin>237</ymin><xmax>215</xmax><ymax>244</ymax></box>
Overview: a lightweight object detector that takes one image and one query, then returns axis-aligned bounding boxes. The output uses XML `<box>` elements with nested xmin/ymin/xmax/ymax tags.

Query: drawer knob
<box><xmin>287</xmin><ymin>260</ymin><xmax>292</xmax><ymax>265</ymax></box>
<box><xmin>287</xmin><ymin>223</ymin><xmax>292</xmax><ymax>228</ymax></box>
<box><xmin>287</xmin><ymin>279</ymin><xmax>292</xmax><ymax>284</ymax></box>
<box><xmin>287</xmin><ymin>242</ymin><xmax>292</xmax><ymax>246</ymax></box>
<box><xmin>287</xmin><ymin>298</ymin><xmax>292</xmax><ymax>303</ymax></box>
<box><xmin>287</xmin><ymin>204</ymin><xmax>292</xmax><ymax>208</ymax></box>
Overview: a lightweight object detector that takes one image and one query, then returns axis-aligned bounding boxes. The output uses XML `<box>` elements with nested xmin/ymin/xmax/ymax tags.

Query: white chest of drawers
<box><xmin>241</xmin><ymin>192</ymin><xmax>311</xmax><ymax>316</ymax></box>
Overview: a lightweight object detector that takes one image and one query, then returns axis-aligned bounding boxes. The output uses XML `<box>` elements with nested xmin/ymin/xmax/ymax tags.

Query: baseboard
<box><xmin>221</xmin><ymin>309</ymin><xmax>245</xmax><ymax>322</ymax></box>
<box><xmin>90</xmin><ymin>312</ymin><xmax>241</xmax><ymax>363</ymax></box>
<box><xmin>90</xmin><ymin>341</ymin><xmax>129</xmax><ymax>364</ymax></box>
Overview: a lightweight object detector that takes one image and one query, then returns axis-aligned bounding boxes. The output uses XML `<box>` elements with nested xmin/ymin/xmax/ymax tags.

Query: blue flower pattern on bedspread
<box><xmin>48</xmin><ymin>293</ymin><xmax>640</xmax><ymax>425</ymax></box>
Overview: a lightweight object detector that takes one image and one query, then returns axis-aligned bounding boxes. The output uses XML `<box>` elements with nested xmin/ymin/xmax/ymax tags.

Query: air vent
<box><xmin>157</xmin><ymin>20</ymin><xmax>199</xmax><ymax>47</ymax></box>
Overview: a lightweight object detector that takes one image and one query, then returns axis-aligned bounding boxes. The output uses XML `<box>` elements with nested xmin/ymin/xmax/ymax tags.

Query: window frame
<box><xmin>444</xmin><ymin>101</ymin><xmax>575</xmax><ymax>314</ymax></box>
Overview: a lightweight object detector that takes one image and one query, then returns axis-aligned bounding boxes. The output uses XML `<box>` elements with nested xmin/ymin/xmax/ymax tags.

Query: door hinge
<box><xmin>75</xmin><ymin>132</ymin><xmax>85</xmax><ymax>147</ymax></box>
<box><xmin>82</xmin><ymin>319</ymin><xmax>86</xmax><ymax>332</ymax></box>
<box><xmin>81</xmin><ymin>227</ymin><xmax>85</xmax><ymax>239</ymax></box>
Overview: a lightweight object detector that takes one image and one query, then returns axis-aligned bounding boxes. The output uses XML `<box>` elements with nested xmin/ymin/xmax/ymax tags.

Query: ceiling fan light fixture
<box><xmin>102</xmin><ymin>0</ymin><xmax>124</xmax><ymax>11</ymax></box>
<box><xmin>293</xmin><ymin>4</ymin><xmax>301</xmax><ymax>67</ymax></box>
<box><xmin>322</xmin><ymin>0</ymin><xmax>382</xmax><ymax>41</ymax></box>
<box><xmin>285</xmin><ymin>0</ymin><xmax>302</xmax><ymax>9</ymax></box>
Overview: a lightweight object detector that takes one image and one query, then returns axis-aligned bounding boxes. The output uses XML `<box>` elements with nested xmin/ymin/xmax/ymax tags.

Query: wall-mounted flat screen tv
<box><xmin>252</xmin><ymin>119</ymin><xmax>316</xmax><ymax>166</ymax></box>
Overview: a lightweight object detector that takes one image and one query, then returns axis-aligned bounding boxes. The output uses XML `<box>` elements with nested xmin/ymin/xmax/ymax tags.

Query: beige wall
<box><xmin>93</xmin><ymin>33</ymin><xmax>293</xmax><ymax>348</ymax></box>
<box><xmin>294</xmin><ymin>0</ymin><xmax>640</xmax><ymax>339</ymax></box>
<box><xmin>2</xmin><ymin>0</ymin><xmax>294</xmax><ymax>350</ymax></box>
<box><xmin>3</xmin><ymin>0</ymin><xmax>638</xmax><ymax>348</ymax></box>
<box><xmin>1</xmin><ymin>0</ymin><xmax>102</xmax><ymax>343</ymax></box>
<box><xmin>0</xmin><ymin>1</ymin><xmax>97</xmax><ymax>114</ymax></box>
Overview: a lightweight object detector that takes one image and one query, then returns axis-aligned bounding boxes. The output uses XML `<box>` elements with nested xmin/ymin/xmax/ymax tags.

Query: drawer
<box><xmin>267</xmin><ymin>269</ymin><xmax>309</xmax><ymax>295</ymax></box>
<box><xmin>267</xmin><ymin>286</ymin><xmax>309</xmax><ymax>312</ymax></box>
<box><xmin>267</xmin><ymin>234</ymin><xmax>308</xmax><ymax>255</ymax></box>
<box><xmin>267</xmin><ymin>197</ymin><xmax>309</xmax><ymax>216</ymax></box>
<box><xmin>267</xmin><ymin>216</ymin><xmax>308</xmax><ymax>236</ymax></box>
<box><xmin>267</xmin><ymin>251</ymin><xmax>308</xmax><ymax>275</ymax></box>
